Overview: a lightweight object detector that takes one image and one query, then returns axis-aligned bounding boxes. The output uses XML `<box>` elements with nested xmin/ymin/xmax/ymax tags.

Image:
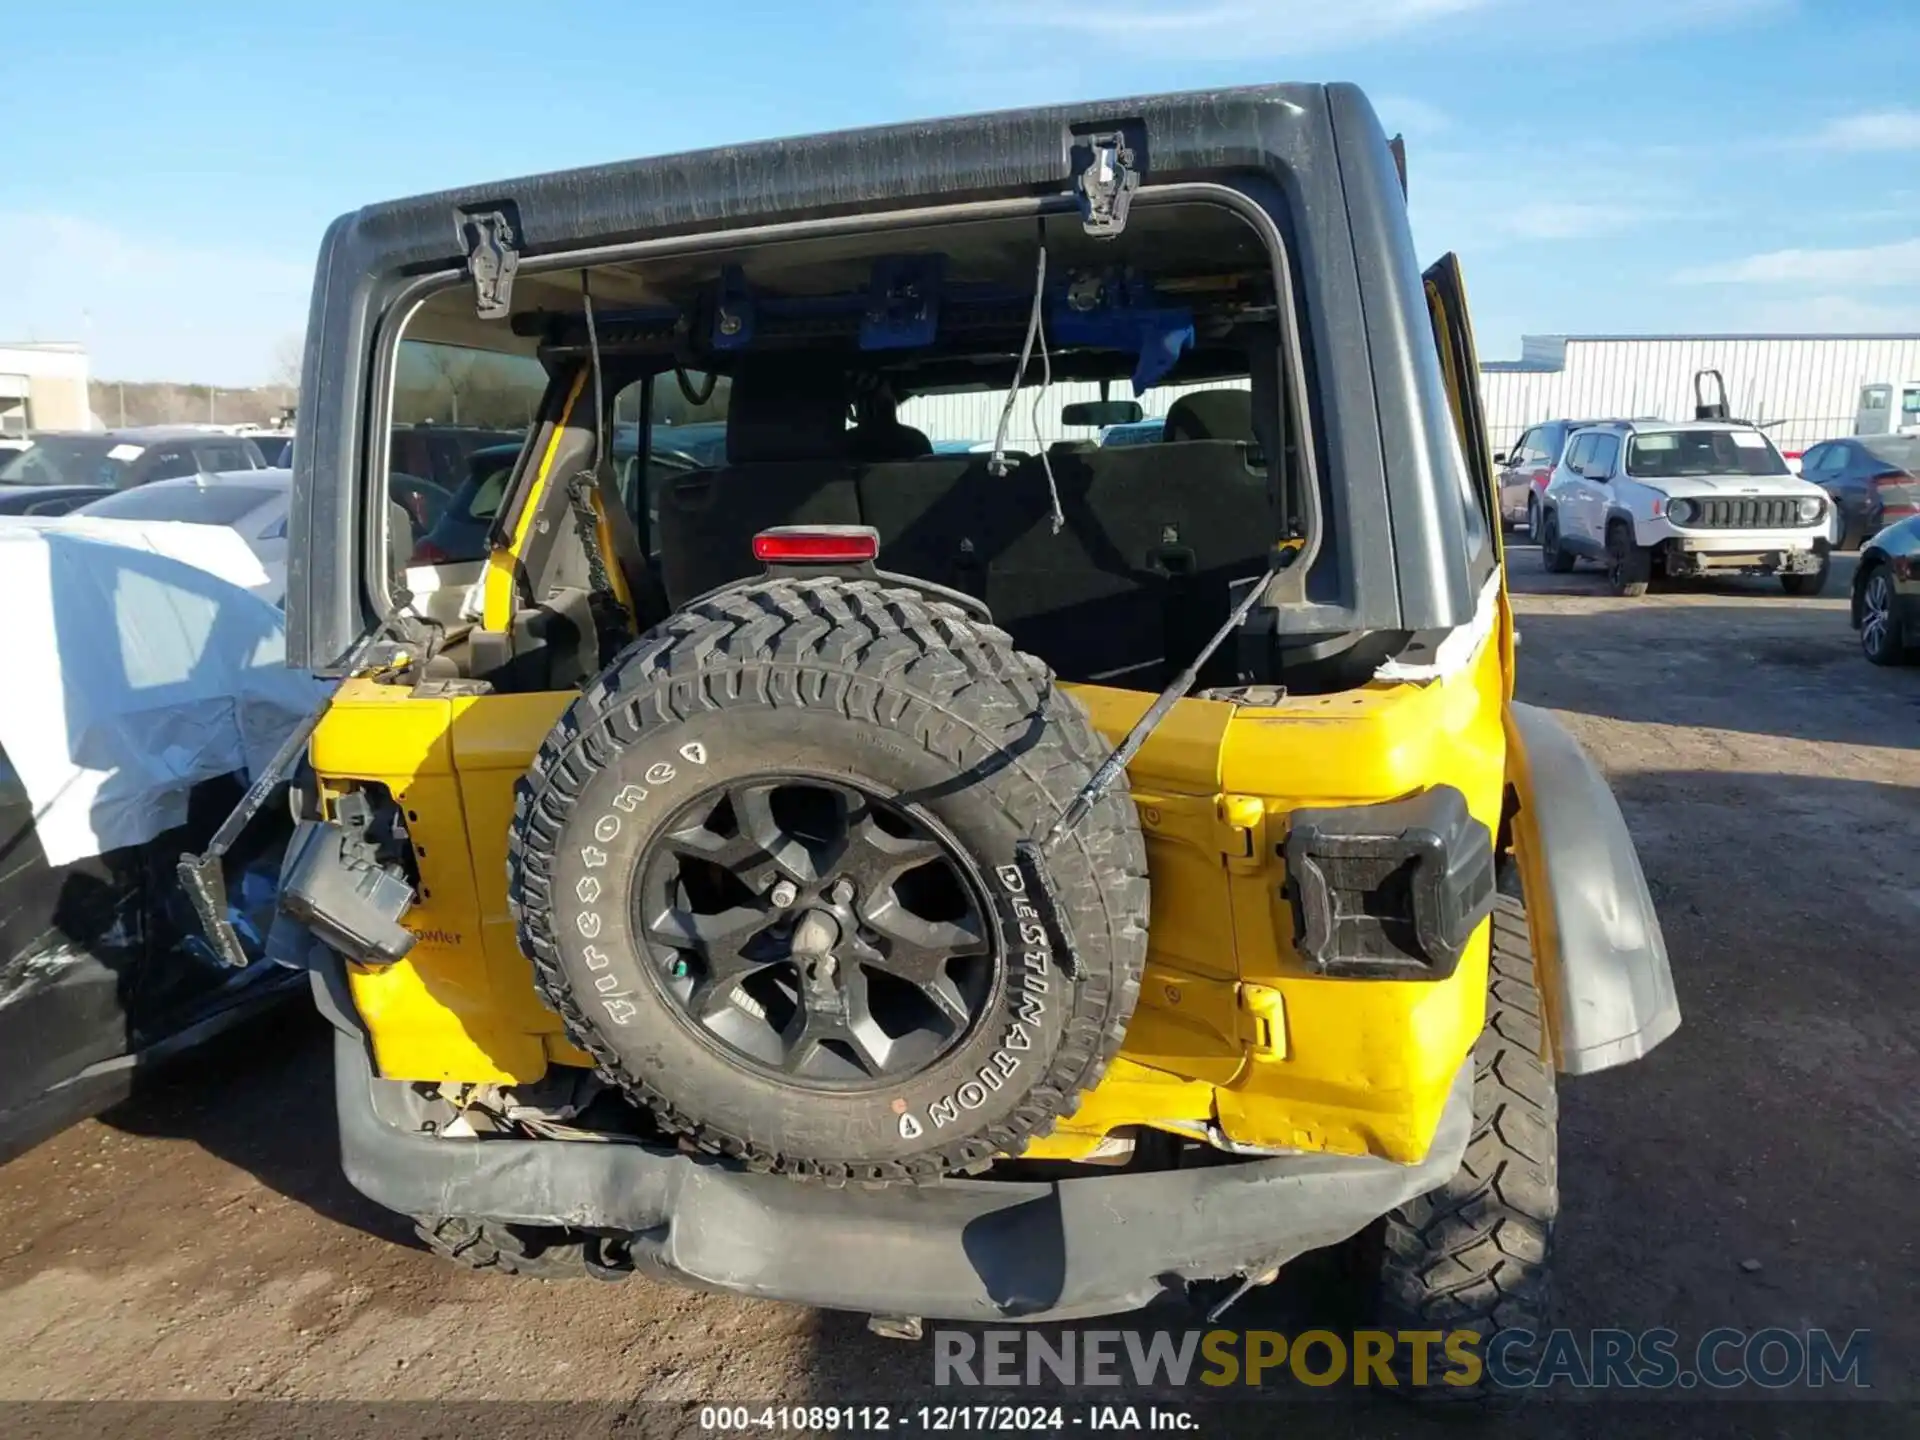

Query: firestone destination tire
<box><xmin>508</xmin><ymin>577</ymin><xmax>1149</xmax><ymax>1184</ymax></box>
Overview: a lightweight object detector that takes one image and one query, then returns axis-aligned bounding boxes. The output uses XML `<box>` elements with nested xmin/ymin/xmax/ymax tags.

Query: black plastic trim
<box><xmin>1283</xmin><ymin>785</ymin><xmax>1496</xmax><ymax>980</ymax></box>
<box><xmin>329</xmin><ymin>1022</ymin><xmax>1470</xmax><ymax>1323</ymax></box>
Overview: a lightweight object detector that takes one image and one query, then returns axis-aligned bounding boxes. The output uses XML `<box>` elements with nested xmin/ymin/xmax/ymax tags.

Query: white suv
<box><xmin>1536</xmin><ymin>421</ymin><xmax>1831</xmax><ymax>597</ymax></box>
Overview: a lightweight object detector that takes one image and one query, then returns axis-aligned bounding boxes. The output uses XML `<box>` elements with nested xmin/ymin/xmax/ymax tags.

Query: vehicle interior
<box><xmin>381</xmin><ymin>199</ymin><xmax>1378</xmax><ymax>699</ymax></box>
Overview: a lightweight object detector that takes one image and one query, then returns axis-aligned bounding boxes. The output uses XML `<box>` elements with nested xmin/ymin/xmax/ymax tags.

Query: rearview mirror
<box><xmin>1493</xmin><ymin>451</ymin><xmax>1508</xmax><ymax>465</ymax></box>
<box><xmin>1061</xmin><ymin>400</ymin><xmax>1143</xmax><ymax>427</ymax></box>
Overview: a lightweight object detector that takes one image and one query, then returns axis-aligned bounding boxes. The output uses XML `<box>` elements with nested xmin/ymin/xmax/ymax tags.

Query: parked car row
<box><xmin>1502</xmin><ymin>410</ymin><xmax>1918</xmax><ymax>667</ymax></box>
<box><xmin>1502</xmin><ymin>419</ymin><xmax>1920</xmax><ymax>556</ymax></box>
<box><xmin>1534</xmin><ymin>420</ymin><xmax>1832</xmax><ymax>597</ymax></box>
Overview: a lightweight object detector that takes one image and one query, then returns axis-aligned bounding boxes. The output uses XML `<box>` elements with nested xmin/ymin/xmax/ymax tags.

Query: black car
<box><xmin>0</xmin><ymin>763</ymin><xmax>299</xmax><ymax>1161</ymax></box>
<box><xmin>409</xmin><ymin>425</ymin><xmax>719</xmax><ymax>565</ymax></box>
<box><xmin>1798</xmin><ymin>435</ymin><xmax>1920</xmax><ymax>549</ymax></box>
<box><xmin>0</xmin><ymin>484</ymin><xmax>111</xmax><ymax>516</ymax></box>
<box><xmin>1851</xmin><ymin>514</ymin><xmax>1920</xmax><ymax>666</ymax></box>
<box><xmin>388</xmin><ymin>423</ymin><xmax>527</xmax><ymax>493</ymax></box>
<box><xmin>0</xmin><ymin>429</ymin><xmax>269</xmax><ymax>493</ymax></box>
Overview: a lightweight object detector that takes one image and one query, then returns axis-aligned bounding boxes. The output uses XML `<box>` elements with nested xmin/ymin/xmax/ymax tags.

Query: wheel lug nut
<box><xmin>830</xmin><ymin>879</ymin><xmax>855</xmax><ymax>906</ymax></box>
<box><xmin>769</xmin><ymin>880</ymin><xmax>798</xmax><ymax>909</ymax></box>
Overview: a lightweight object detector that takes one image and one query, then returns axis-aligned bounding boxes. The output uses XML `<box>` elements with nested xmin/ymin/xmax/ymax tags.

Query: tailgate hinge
<box><xmin>1220</xmin><ymin>794</ymin><xmax>1266</xmax><ymax>873</ymax></box>
<box><xmin>1072</xmin><ymin>128</ymin><xmax>1142</xmax><ymax>238</ymax></box>
<box><xmin>457</xmin><ymin>204</ymin><xmax>521</xmax><ymax>320</ymax></box>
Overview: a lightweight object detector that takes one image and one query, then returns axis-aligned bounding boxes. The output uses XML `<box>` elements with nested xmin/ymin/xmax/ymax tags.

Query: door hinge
<box><xmin>457</xmin><ymin>204</ymin><xmax>521</xmax><ymax>320</ymax></box>
<box><xmin>1072</xmin><ymin>129</ymin><xmax>1142</xmax><ymax>239</ymax></box>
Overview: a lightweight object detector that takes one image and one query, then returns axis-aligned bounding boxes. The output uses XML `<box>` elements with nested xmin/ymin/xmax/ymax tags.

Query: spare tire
<box><xmin>509</xmin><ymin>576</ymin><xmax>1149</xmax><ymax>1184</ymax></box>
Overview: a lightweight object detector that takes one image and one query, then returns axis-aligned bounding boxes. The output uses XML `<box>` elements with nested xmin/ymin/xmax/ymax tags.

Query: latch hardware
<box><xmin>458</xmin><ymin>206</ymin><xmax>521</xmax><ymax>320</ymax></box>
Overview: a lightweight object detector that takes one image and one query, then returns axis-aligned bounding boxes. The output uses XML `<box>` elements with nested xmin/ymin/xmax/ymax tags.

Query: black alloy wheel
<box><xmin>634</xmin><ymin>776</ymin><xmax>997</xmax><ymax>1088</ymax></box>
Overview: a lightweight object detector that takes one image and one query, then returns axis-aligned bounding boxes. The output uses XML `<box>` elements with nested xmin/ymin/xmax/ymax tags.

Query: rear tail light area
<box><xmin>752</xmin><ymin>526</ymin><xmax>880</xmax><ymax>564</ymax></box>
<box><xmin>1873</xmin><ymin>471</ymin><xmax>1920</xmax><ymax>519</ymax></box>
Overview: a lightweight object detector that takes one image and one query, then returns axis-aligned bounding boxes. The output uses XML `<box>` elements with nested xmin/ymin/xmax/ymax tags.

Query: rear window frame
<box><xmin>369</xmin><ymin>185</ymin><xmax>1328</xmax><ymax>638</ymax></box>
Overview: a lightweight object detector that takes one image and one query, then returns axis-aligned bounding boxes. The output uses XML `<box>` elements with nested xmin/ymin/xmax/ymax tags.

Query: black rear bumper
<box><xmin>328</xmin><ymin>1027</ymin><xmax>1471</xmax><ymax>1324</ymax></box>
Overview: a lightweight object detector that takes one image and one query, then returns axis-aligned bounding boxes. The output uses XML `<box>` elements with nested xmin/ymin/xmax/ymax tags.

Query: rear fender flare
<box><xmin>1503</xmin><ymin>702</ymin><xmax>1679</xmax><ymax>1075</ymax></box>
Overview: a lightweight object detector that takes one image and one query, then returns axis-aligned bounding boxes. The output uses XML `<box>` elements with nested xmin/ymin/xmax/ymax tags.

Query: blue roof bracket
<box><xmin>712</xmin><ymin>265</ymin><xmax>756</xmax><ymax>351</ymax></box>
<box><xmin>859</xmin><ymin>255</ymin><xmax>945</xmax><ymax>351</ymax></box>
<box><xmin>1048</xmin><ymin>274</ymin><xmax>1193</xmax><ymax>390</ymax></box>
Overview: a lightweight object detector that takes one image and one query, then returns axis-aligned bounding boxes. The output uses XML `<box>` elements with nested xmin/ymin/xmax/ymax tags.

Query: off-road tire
<box><xmin>1366</xmin><ymin>893</ymin><xmax>1558</xmax><ymax>1398</ymax></box>
<box><xmin>509</xmin><ymin>576</ymin><xmax>1150</xmax><ymax>1185</ymax></box>
<box><xmin>1606</xmin><ymin>523</ymin><xmax>1651</xmax><ymax>597</ymax></box>
<box><xmin>1539</xmin><ymin>510</ymin><xmax>1575</xmax><ymax>573</ymax></box>
<box><xmin>415</xmin><ymin>1216</ymin><xmax>594</xmax><ymax>1279</ymax></box>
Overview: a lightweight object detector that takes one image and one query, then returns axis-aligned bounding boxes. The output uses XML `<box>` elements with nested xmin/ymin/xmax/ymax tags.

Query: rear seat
<box><xmin>654</xmin><ymin>373</ymin><xmax>1274</xmax><ymax>689</ymax></box>
<box><xmin>982</xmin><ymin>434</ymin><xmax>1270</xmax><ymax>683</ymax></box>
<box><xmin>654</xmin><ymin>358</ymin><xmax>863</xmax><ymax>604</ymax></box>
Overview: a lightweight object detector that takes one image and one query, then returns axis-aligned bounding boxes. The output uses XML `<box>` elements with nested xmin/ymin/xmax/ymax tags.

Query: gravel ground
<box><xmin>0</xmin><ymin>547</ymin><xmax>1914</xmax><ymax>1436</ymax></box>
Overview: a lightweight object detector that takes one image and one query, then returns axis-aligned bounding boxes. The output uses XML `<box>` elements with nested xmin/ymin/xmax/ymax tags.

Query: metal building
<box><xmin>898</xmin><ymin>332</ymin><xmax>1920</xmax><ymax>460</ymax></box>
<box><xmin>0</xmin><ymin>342</ymin><xmax>92</xmax><ymax>436</ymax></box>
<box><xmin>1480</xmin><ymin>334</ymin><xmax>1920</xmax><ymax>458</ymax></box>
<box><xmin>899</xmin><ymin>376</ymin><xmax>1244</xmax><ymax>452</ymax></box>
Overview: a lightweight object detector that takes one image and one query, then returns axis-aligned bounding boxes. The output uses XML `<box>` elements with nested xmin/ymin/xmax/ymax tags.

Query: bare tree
<box><xmin>269</xmin><ymin>333</ymin><xmax>305</xmax><ymax>404</ymax></box>
<box><xmin>413</xmin><ymin>345</ymin><xmax>480</xmax><ymax>424</ymax></box>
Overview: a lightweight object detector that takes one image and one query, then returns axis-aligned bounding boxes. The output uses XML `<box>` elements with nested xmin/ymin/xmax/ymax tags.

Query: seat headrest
<box><xmin>849</xmin><ymin>419</ymin><xmax>933</xmax><ymax>461</ymax></box>
<box><xmin>724</xmin><ymin>358</ymin><xmax>850</xmax><ymax>464</ymax></box>
<box><xmin>1163</xmin><ymin>389</ymin><xmax>1256</xmax><ymax>445</ymax></box>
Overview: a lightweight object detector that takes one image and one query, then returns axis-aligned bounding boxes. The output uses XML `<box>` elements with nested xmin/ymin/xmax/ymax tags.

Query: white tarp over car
<box><xmin>0</xmin><ymin>517</ymin><xmax>328</xmax><ymax>866</ymax></box>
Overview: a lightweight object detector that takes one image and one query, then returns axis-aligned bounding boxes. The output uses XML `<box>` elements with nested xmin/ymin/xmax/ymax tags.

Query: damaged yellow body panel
<box><xmin>310</xmin><ymin>605</ymin><xmax>1506</xmax><ymax>1167</ymax></box>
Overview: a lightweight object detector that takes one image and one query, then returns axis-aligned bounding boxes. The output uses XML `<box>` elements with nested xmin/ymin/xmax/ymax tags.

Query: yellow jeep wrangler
<box><xmin>188</xmin><ymin>81</ymin><xmax>1677</xmax><ymax>1359</ymax></box>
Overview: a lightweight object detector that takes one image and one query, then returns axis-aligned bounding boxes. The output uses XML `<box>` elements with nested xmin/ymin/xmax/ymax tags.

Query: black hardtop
<box><xmin>294</xmin><ymin>81</ymin><xmax>1486</xmax><ymax>672</ymax></box>
<box><xmin>324</xmin><ymin>82</ymin><xmax>1338</xmax><ymax>277</ymax></box>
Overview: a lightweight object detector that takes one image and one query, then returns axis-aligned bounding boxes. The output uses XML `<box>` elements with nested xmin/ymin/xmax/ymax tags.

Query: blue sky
<box><xmin>3</xmin><ymin>0</ymin><xmax>1918</xmax><ymax>384</ymax></box>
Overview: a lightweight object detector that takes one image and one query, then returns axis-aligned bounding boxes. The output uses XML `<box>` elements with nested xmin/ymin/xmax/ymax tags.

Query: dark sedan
<box><xmin>0</xmin><ymin>484</ymin><xmax>110</xmax><ymax>517</ymax></box>
<box><xmin>1851</xmin><ymin>514</ymin><xmax>1920</xmax><ymax>666</ymax></box>
<box><xmin>1799</xmin><ymin>435</ymin><xmax>1920</xmax><ymax>549</ymax></box>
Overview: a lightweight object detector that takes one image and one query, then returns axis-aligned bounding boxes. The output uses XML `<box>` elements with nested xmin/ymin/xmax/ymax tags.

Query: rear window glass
<box><xmin>79</xmin><ymin>483</ymin><xmax>279</xmax><ymax>526</ymax></box>
<box><xmin>1626</xmin><ymin>429</ymin><xmax>1788</xmax><ymax>479</ymax></box>
<box><xmin>198</xmin><ymin>443</ymin><xmax>258</xmax><ymax>473</ymax></box>
<box><xmin>0</xmin><ymin>438</ymin><xmax>127</xmax><ymax>488</ymax></box>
